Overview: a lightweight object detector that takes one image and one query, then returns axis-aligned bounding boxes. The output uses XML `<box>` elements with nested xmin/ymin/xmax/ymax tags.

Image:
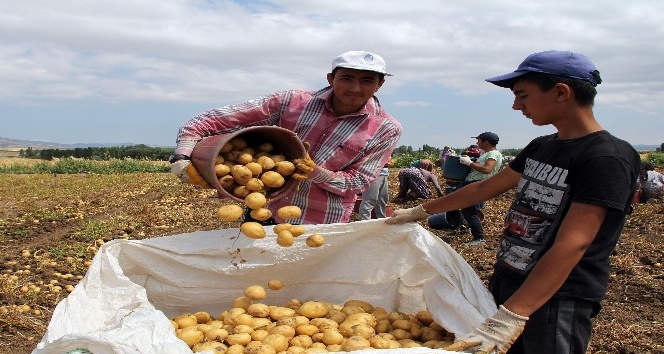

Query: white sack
<box><xmin>33</xmin><ymin>220</ymin><xmax>496</xmax><ymax>354</ymax></box>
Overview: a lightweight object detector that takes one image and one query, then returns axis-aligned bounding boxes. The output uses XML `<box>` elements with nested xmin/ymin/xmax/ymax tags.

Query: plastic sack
<box><xmin>33</xmin><ymin>220</ymin><xmax>496</xmax><ymax>354</ymax></box>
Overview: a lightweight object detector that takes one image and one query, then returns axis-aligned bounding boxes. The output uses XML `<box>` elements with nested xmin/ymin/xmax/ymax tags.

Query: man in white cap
<box><xmin>170</xmin><ymin>51</ymin><xmax>401</xmax><ymax>224</ymax></box>
<box><xmin>387</xmin><ymin>50</ymin><xmax>640</xmax><ymax>353</ymax></box>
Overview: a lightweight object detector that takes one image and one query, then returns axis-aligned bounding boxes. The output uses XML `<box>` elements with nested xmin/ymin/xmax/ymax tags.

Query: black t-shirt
<box><xmin>495</xmin><ymin>131</ymin><xmax>640</xmax><ymax>302</ymax></box>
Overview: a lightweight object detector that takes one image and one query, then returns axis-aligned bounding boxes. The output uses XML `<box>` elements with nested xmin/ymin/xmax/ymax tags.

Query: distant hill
<box><xmin>632</xmin><ymin>144</ymin><xmax>660</xmax><ymax>152</ymax></box>
<box><xmin>0</xmin><ymin>137</ymin><xmax>143</xmax><ymax>149</ymax></box>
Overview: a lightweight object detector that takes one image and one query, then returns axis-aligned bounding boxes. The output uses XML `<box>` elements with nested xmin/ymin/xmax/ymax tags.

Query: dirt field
<box><xmin>0</xmin><ymin>171</ymin><xmax>662</xmax><ymax>354</ymax></box>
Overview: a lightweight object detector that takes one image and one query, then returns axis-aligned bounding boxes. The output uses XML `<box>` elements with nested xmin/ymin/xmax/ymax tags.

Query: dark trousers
<box><xmin>461</xmin><ymin>180</ymin><xmax>484</xmax><ymax>240</ymax></box>
<box><xmin>489</xmin><ymin>275</ymin><xmax>599</xmax><ymax>354</ymax></box>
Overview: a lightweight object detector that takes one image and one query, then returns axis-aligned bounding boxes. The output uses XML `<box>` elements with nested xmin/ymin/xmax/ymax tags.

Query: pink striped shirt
<box><xmin>175</xmin><ymin>86</ymin><xmax>402</xmax><ymax>224</ymax></box>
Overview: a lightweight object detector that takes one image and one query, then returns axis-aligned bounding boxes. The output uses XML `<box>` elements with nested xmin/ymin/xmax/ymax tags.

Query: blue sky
<box><xmin>1</xmin><ymin>0</ymin><xmax>662</xmax><ymax>150</ymax></box>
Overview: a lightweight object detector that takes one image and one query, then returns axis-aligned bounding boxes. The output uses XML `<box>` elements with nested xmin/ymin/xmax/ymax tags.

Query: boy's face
<box><xmin>511</xmin><ymin>80</ymin><xmax>559</xmax><ymax>126</ymax></box>
<box><xmin>327</xmin><ymin>68</ymin><xmax>384</xmax><ymax>115</ymax></box>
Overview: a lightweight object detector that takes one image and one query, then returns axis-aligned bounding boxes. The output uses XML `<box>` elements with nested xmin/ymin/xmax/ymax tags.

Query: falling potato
<box><xmin>277</xmin><ymin>206</ymin><xmax>302</xmax><ymax>219</ymax></box>
<box><xmin>306</xmin><ymin>234</ymin><xmax>325</xmax><ymax>247</ymax></box>
<box><xmin>240</xmin><ymin>222</ymin><xmax>266</xmax><ymax>239</ymax></box>
<box><xmin>217</xmin><ymin>205</ymin><xmax>244</xmax><ymax>222</ymax></box>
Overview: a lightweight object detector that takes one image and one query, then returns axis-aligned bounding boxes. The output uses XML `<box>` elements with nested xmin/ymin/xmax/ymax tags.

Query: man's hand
<box><xmin>384</xmin><ymin>205</ymin><xmax>430</xmax><ymax>225</ymax></box>
<box><xmin>170</xmin><ymin>160</ymin><xmax>211</xmax><ymax>188</ymax></box>
<box><xmin>293</xmin><ymin>154</ymin><xmax>316</xmax><ymax>180</ymax></box>
<box><xmin>459</xmin><ymin>156</ymin><xmax>473</xmax><ymax>166</ymax></box>
<box><xmin>444</xmin><ymin>305</ymin><xmax>528</xmax><ymax>354</ymax></box>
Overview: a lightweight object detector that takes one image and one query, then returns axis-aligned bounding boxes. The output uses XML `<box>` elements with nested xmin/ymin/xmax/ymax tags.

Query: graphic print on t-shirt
<box><xmin>498</xmin><ymin>158</ymin><xmax>570</xmax><ymax>273</ymax></box>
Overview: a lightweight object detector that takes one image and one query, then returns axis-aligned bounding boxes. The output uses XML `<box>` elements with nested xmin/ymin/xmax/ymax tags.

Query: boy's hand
<box><xmin>444</xmin><ymin>305</ymin><xmax>528</xmax><ymax>353</ymax></box>
<box><xmin>384</xmin><ymin>205</ymin><xmax>430</xmax><ymax>224</ymax></box>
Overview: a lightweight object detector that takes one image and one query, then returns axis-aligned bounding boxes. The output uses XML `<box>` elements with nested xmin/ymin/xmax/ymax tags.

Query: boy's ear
<box><xmin>554</xmin><ymin>83</ymin><xmax>573</xmax><ymax>102</ymax></box>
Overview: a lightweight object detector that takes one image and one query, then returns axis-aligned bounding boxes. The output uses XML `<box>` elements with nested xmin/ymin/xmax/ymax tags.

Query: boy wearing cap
<box><xmin>456</xmin><ymin>131</ymin><xmax>502</xmax><ymax>246</ymax></box>
<box><xmin>387</xmin><ymin>50</ymin><xmax>640</xmax><ymax>353</ymax></box>
<box><xmin>171</xmin><ymin>51</ymin><xmax>402</xmax><ymax>224</ymax></box>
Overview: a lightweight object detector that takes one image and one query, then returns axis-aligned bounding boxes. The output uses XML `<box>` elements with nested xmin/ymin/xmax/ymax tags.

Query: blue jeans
<box><xmin>462</xmin><ymin>180</ymin><xmax>484</xmax><ymax>240</ymax></box>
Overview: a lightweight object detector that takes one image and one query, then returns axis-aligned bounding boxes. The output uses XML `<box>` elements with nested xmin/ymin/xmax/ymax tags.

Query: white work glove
<box><xmin>459</xmin><ymin>156</ymin><xmax>473</xmax><ymax>166</ymax></box>
<box><xmin>444</xmin><ymin>305</ymin><xmax>528</xmax><ymax>354</ymax></box>
<box><xmin>384</xmin><ymin>205</ymin><xmax>430</xmax><ymax>225</ymax></box>
<box><xmin>170</xmin><ymin>159</ymin><xmax>191</xmax><ymax>183</ymax></box>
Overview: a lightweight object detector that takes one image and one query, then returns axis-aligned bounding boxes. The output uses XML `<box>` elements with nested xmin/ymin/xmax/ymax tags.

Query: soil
<box><xmin>0</xmin><ymin>171</ymin><xmax>662</xmax><ymax>354</ymax></box>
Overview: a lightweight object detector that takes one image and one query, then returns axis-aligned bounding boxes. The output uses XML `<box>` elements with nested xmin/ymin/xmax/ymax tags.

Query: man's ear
<box><xmin>554</xmin><ymin>83</ymin><xmax>572</xmax><ymax>102</ymax></box>
<box><xmin>326</xmin><ymin>73</ymin><xmax>334</xmax><ymax>86</ymax></box>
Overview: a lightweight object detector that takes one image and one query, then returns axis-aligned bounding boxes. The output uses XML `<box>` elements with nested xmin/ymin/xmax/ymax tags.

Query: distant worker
<box><xmin>395</xmin><ymin>159</ymin><xmax>444</xmax><ymax>202</ymax></box>
<box><xmin>438</xmin><ymin>146</ymin><xmax>455</xmax><ymax>168</ymax></box>
<box><xmin>358</xmin><ymin>158</ymin><xmax>394</xmax><ymax>220</ymax></box>
<box><xmin>639</xmin><ymin>162</ymin><xmax>664</xmax><ymax>202</ymax></box>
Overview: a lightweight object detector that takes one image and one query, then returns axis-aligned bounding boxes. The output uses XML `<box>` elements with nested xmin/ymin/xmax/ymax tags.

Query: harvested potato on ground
<box><xmin>245</xmin><ymin>192</ymin><xmax>268</xmax><ymax>210</ymax></box>
<box><xmin>244</xmin><ymin>285</ymin><xmax>267</xmax><ymax>300</ymax></box>
<box><xmin>277</xmin><ymin>206</ymin><xmax>302</xmax><ymax>219</ymax></box>
<box><xmin>261</xmin><ymin>171</ymin><xmax>286</xmax><ymax>188</ymax></box>
<box><xmin>241</xmin><ymin>222</ymin><xmax>266</xmax><ymax>239</ymax></box>
<box><xmin>250</xmin><ymin>208</ymin><xmax>273</xmax><ymax>221</ymax></box>
<box><xmin>268</xmin><ymin>279</ymin><xmax>283</xmax><ymax>290</ymax></box>
<box><xmin>306</xmin><ymin>234</ymin><xmax>325</xmax><ymax>247</ymax></box>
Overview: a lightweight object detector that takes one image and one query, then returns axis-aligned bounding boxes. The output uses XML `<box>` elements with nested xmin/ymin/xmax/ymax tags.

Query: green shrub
<box><xmin>0</xmin><ymin>158</ymin><xmax>170</xmax><ymax>174</ymax></box>
<box><xmin>645</xmin><ymin>151</ymin><xmax>664</xmax><ymax>167</ymax></box>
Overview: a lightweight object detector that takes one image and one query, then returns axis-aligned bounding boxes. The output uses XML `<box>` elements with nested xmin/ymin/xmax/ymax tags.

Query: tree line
<box><xmin>18</xmin><ymin>145</ymin><xmax>172</xmax><ymax>161</ymax></box>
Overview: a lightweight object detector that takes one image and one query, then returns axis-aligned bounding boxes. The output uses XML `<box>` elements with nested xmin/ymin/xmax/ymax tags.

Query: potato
<box><xmin>232</xmin><ymin>165</ymin><xmax>253</xmax><ymax>185</ymax></box>
<box><xmin>273</xmin><ymin>223</ymin><xmax>292</xmax><ymax>234</ymax></box>
<box><xmin>217</xmin><ymin>204</ymin><xmax>244</xmax><ymax>222</ymax></box>
<box><xmin>392</xmin><ymin>319</ymin><xmax>413</xmax><ymax>331</ymax></box>
<box><xmin>245</xmin><ymin>162</ymin><xmax>263</xmax><ymax>176</ymax></box>
<box><xmin>310</xmin><ymin>318</ymin><xmax>338</xmax><ymax>331</ymax></box>
<box><xmin>288</xmin><ymin>225</ymin><xmax>306</xmax><ymax>237</ymax></box>
<box><xmin>274</xmin><ymin>161</ymin><xmax>296</xmax><ymax>176</ymax></box>
<box><xmin>339</xmin><ymin>322</ymin><xmax>375</xmax><ymax>339</ymax></box>
<box><xmin>257</xmin><ymin>156</ymin><xmax>276</xmax><ymax>170</ymax></box>
<box><xmin>252</xmin><ymin>317</ymin><xmax>274</xmax><ymax>330</ymax></box>
<box><xmin>271</xmin><ymin>154</ymin><xmax>286</xmax><ymax>163</ymax></box>
<box><xmin>227</xmin><ymin>333</ymin><xmax>252</xmax><ymax>346</ymax></box>
<box><xmin>245</xmin><ymin>285</ymin><xmax>267</xmax><ymax>300</ymax></box>
<box><xmin>341</xmin><ymin>336</ymin><xmax>370</xmax><ymax>351</ymax></box>
<box><xmin>194</xmin><ymin>311</ymin><xmax>212</xmax><ymax>323</ymax></box>
<box><xmin>206</xmin><ymin>328</ymin><xmax>229</xmax><ymax>341</ymax></box>
<box><xmin>262</xmin><ymin>333</ymin><xmax>290</xmax><ymax>352</ymax></box>
<box><xmin>219</xmin><ymin>175</ymin><xmax>236</xmax><ymax>189</ymax></box>
<box><xmin>246</xmin><ymin>178</ymin><xmax>265</xmax><ymax>191</ymax></box>
<box><xmin>285</xmin><ymin>298</ymin><xmax>302</xmax><ymax>310</ymax></box>
<box><xmin>233</xmin><ymin>324</ymin><xmax>254</xmax><ymax>334</ymax></box>
<box><xmin>298</xmin><ymin>301</ymin><xmax>329</xmax><ymax>319</ymax></box>
<box><xmin>215</xmin><ymin>163</ymin><xmax>231</xmax><ymax>177</ymax></box>
<box><xmin>186</xmin><ymin>163</ymin><xmax>211</xmax><ymax>188</ymax></box>
<box><xmin>234</xmin><ymin>296</ymin><xmax>254</xmax><ymax>309</ymax></box>
<box><xmin>258</xmin><ymin>142</ymin><xmax>274</xmax><ymax>153</ymax></box>
<box><xmin>415</xmin><ymin>310</ymin><xmax>434</xmax><ymax>325</ymax></box>
<box><xmin>173</xmin><ymin>314</ymin><xmax>198</xmax><ymax>329</ymax></box>
<box><xmin>221</xmin><ymin>143</ymin><xmax>234</xmax><ymax>154</ymax></box>
<box><xmin>251</xmin><ymin>329</ymin><xmax>269</xmax><ymax>341</ymax></box>
<box><xmin>343</xmin><ymin>300</ymin><xmax>374</xmax><ymax>312</ymax></box>
<box><xmin>277</xmin><ymin>206</ymin><xmax>302</xmax><ymax>219</ymax></box>
<box><xmin>248</xmin><ymin>303</ymin><xmax>271</xmax><ymax>318</ymax></box>
<box><xmin>290</xmin><ymin>335</ymin><xmax>313</xmax><ymax>348</ymax></box>
<box><xmin>376</xmin><ymin>319</ymin><xmax>390</xmax><ymax>333</ymax></box>
<box><xmin>391</xmin><ymin>328</ymin><xmax>412</xmax><ymax>340</ymax></box>
<box><xmin>295</xmin><ymin>324</ymin><xmax>319</xmax><ymax>336</ymax></box>
<box><xmin>250</xmin><ymin>208</ymin><xmax>273</xmax><ymax>221</ymax></box>
<box><xmin>269</xmin><ymin>307</ymin><xmax>296</xmax><ymax>321</ymax></box>
<box><xmin>261</xmin><ymin>171</ymin><xmax>286</xmax><ymax>188</ymax></box>
<box><xmin>277</xmin><ymin>230</ymin><xmax>295</xmax><ymax>247</ymax></box>
<box><xmin>237</xmin><ymin>153</ymin><xmax>254</xmax><ymax>165</ymax></box>
<box><xmin>325</xmin><ymin>309</ymin><xmax>346</xmax><ymax>324</ymax></box>
<box><xmin>245</xmin><ymin>342</ymin><xmax>276</xmax><ymax>354</ymax></box>
<box><xmin>225</xmin><ymin>150</ymin><xmax>242</xmax><ymax>162</ymax></box>
<box><xmin>321</xmin><ymin>329</ymin><xmax>344</xmax><ymax>345</ymax></box>
<box><xmin>369</xmin><ymin>336</ymin><xmax>392</xmax><ymax>349</ymax></box>
<box><xmin>245</xmin><ymin>192</ymin><xmax>268</xmax><ymax>210</ymax></box>
<box><xmin>306</xmin><ymin>234</ymin><xmax>325</xmax><ymax>248</ymax></box>
<box><xmin>241</xmin><ymin>222</ymin><xmax>266</xmax><ymax>239</ymax></box>
<box><xmin>267</xmin><ymin>279</ymin><xmax>283</xmax><ymax>290</ymax></box>
<box><xmin>343</xmin><ymin>312</ymin><xmax>377</xmax><ymax>327</ymax></box>
<box><xmin>177</xmin><ymin>327</ymin><xmax>205</xmax><ymax>347</ymax></box>
<box><xmin>229</xmin><ymin>137</ymin><xmax>248</xmax><ymax>150</ymax></box>
<box><xmin>270</xmin><ymin>325</ymin><xmax>296</xmax><ymax>339</ymax></box>
<box><xmin>233</xmin><ymin>185</ymin><xmax>251</xmax><ymax>198</ymax></box>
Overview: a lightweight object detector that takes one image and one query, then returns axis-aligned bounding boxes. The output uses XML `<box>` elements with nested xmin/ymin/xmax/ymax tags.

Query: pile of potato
<box><xmin>171</xmin><ymin>286</ymin><xmax>454</xmax><ymax>353</ymax></box>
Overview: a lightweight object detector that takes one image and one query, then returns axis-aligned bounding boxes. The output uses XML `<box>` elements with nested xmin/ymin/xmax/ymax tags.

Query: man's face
<box><xmin>327</xmin><ymin>68</ymin><xmax>384</xmax><ymax>115</ymax></box>
<box><xmin>511</xmin><ymin>80</ymin><xmax>558</xmax><ymax>126</ymax></box>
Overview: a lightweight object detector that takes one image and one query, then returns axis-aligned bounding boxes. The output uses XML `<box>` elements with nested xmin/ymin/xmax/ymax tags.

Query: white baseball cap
<box><xmin>331</xmin><ymin>51</ymin><xmax>392</xmax><ymax>76</ymax></box>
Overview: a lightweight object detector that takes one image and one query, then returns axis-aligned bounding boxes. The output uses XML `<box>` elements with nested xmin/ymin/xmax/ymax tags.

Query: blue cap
<box><xmin>472</xmin><ymin>132</ymin><xmax>499</xmax><ymax>143</ymax></box>
<box><xmin>486</xmin><ymin>50</ymin><xmax>601</xmax><ymax>88</ymax></box>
